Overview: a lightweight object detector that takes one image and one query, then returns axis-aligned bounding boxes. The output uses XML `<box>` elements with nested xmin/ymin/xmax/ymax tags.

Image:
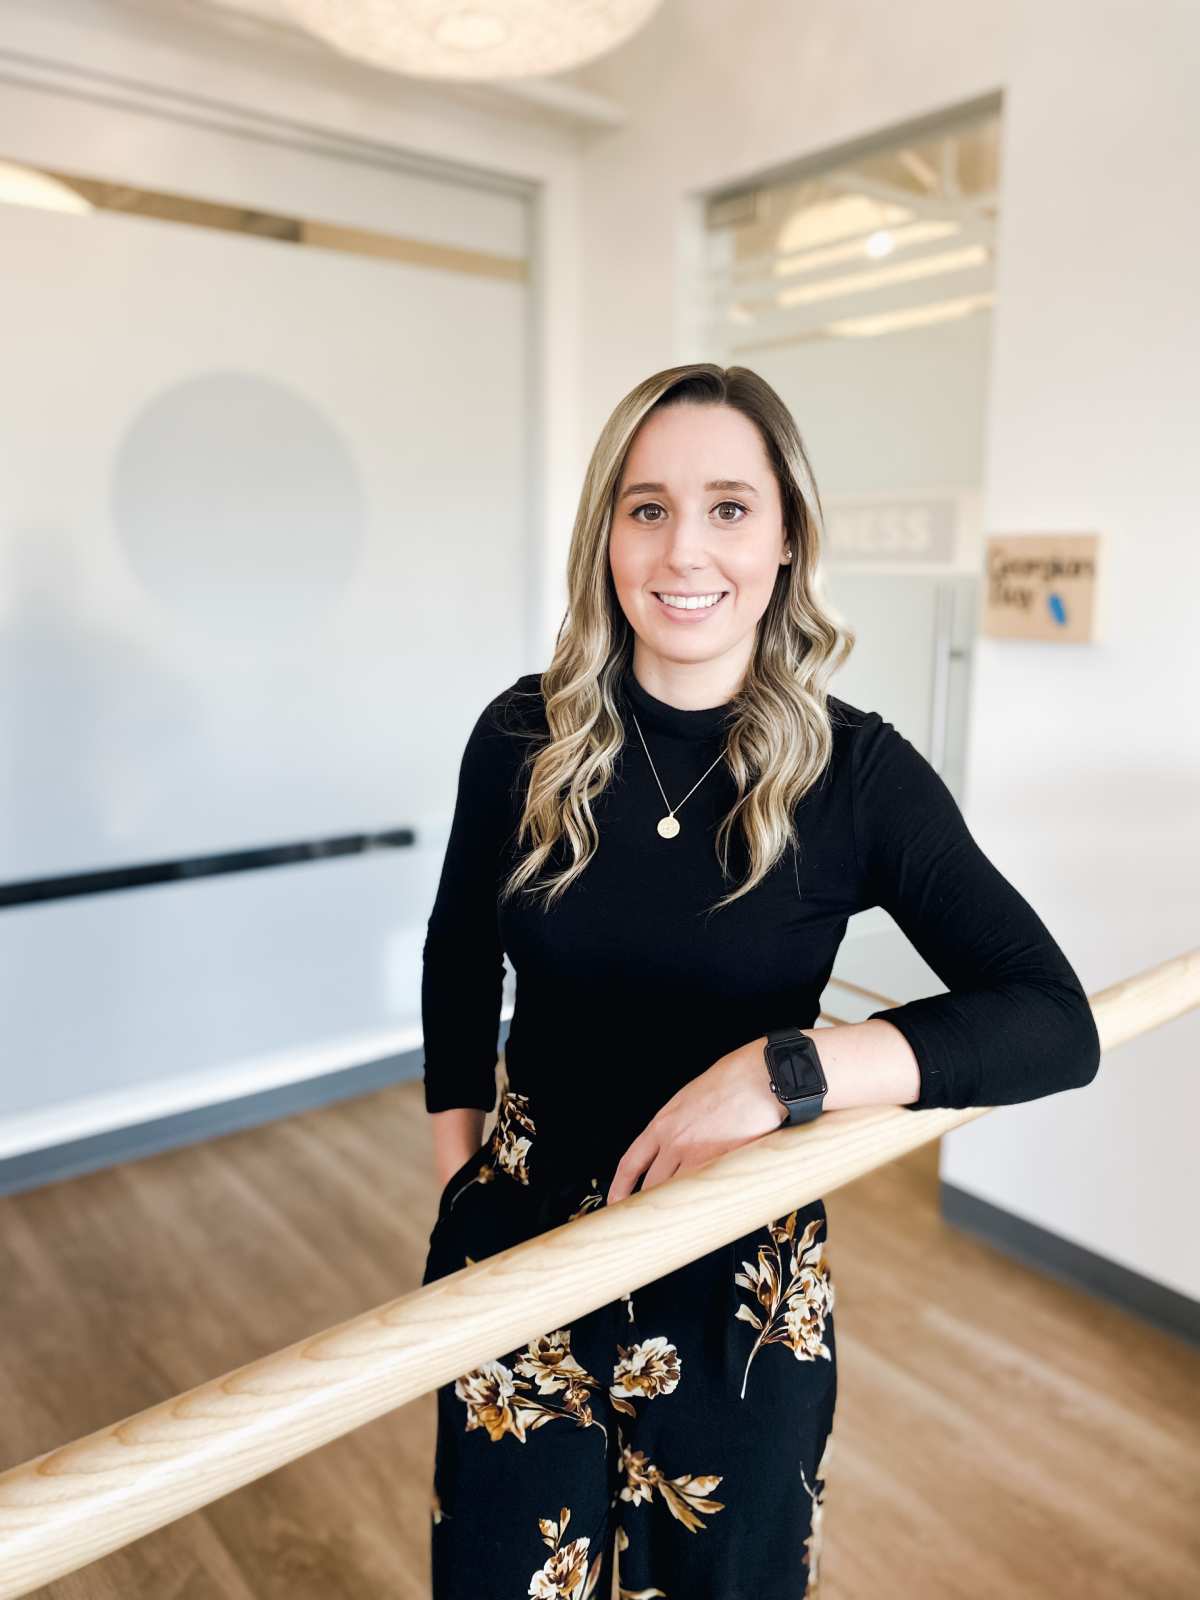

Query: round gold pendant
<box><xmin>657</xmin><ymin>815</ymin><xmax>680</xmax><ymax>839</ymax></box>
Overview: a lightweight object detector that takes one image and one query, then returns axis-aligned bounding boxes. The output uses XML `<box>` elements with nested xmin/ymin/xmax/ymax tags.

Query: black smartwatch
<box><xmin>763</xmin><ymin>1027</ymin><xmax>828</xmax><ymax>1125</ymax></box>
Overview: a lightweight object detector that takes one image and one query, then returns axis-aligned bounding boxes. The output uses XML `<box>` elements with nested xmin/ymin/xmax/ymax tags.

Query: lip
<box><xmin>651</xmin><ymin>590</ymin><xmax>729</xmax><ymax>623</ymax></box>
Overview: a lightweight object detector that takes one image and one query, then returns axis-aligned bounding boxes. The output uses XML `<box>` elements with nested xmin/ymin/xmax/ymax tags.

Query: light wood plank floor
<box><xmin>2</xmin><ymin>1082</ymin><xmax>1197</xmax><ymax>1598</ymax></box>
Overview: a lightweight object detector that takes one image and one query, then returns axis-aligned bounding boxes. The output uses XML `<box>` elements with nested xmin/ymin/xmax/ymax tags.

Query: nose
<box><xmin>660</xmin><ymin>512</ymin><xmax>715</xmax><ymax>572</ymax></box>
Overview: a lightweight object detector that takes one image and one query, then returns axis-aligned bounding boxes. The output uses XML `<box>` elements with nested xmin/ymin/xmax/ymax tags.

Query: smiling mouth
<box><xmin>652</xmin><ymin>590</ymin><xmax>729</xmax><ymax>612</ymax></box>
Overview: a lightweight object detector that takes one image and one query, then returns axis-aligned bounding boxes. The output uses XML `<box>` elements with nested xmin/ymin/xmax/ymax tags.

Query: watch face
<box><xmin>768</xmin><ymin>1034</ymin><xmax>826</xmax><ymax>1099</ymax></box>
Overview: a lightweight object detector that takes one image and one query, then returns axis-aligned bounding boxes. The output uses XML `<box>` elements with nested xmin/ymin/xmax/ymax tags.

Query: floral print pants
<box><xmin>420</xmin><ymin>1089</ymin><xmax>838</xmax><ymax>1599</ymax></box>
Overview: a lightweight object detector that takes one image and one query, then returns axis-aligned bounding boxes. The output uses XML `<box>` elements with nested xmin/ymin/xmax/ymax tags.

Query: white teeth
<box><xmin>656</xmin><ymin>592</ymin><xmax>725</xmax><ymax>610</ymax></box>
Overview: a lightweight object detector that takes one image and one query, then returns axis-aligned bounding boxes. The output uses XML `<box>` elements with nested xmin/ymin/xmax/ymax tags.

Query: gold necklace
<box><xmin>629</xmin><ymin>710</ymin><xmax>727</xmax><ymax>839</ymax></box>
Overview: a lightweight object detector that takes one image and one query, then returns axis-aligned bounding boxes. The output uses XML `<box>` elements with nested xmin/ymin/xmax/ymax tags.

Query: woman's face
<box><xmin>609</xmin><ymin>402</ymin><xmax>789</xmax><ymax>680</ymax></box>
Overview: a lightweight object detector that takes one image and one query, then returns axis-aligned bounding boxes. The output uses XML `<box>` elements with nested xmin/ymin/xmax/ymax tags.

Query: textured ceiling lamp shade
<box><xmin>279</xmin><ymin>0</ymin><xmax>665</xmax><ymax>80</ymax></box>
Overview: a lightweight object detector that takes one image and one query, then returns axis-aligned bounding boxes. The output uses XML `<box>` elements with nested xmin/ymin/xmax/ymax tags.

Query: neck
<box><xmin>628</xmin><ymin>646</ymin><xmax>748</xmax><ymax>713</ymax></box>
<box><xmin>620</xmin><ymin>657</ymin><xmax>741</xmax><ymax>742</ymax></box>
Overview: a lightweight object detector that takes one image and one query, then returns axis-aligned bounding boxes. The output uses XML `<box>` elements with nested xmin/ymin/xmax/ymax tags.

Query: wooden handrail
<box><xmin>0</xmin><ymin>949</ymin><xmax>1195</xmax><ymax>1597</ymax></box>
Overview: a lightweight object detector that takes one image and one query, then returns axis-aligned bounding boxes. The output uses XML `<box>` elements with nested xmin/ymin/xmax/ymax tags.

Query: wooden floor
<box><xmin>2</xmin><ymin>1082</ymin><xmax>1197</xmax><ymax>1598</ymax></box>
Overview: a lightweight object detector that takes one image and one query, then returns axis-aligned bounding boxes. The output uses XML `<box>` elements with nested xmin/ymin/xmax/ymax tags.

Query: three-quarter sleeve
<box><xmin>850</xmin><ymin>711</ymin><xmax>1101</xmax><ymax>1111</ymax></box>
<box><xmin>420</xmin><ymin>692</ymin><xmax>518</xmax><ymax>1114</ymax></box>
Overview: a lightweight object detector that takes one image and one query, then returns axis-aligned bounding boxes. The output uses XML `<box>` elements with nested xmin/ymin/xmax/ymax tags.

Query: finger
<box><xmin>639</xmin><ymin>1153</ymin><xmax>681</xmax><ymax>1194</ymax></box>
<box><xmin>607</xmin><ymin>1165</ymin><xmax>637</xmax><ymax>1206</ymax></box>
<box><xmin>607</xmin><ymin>1138</ymin><xmax>657</xmax><ymax>1206</ymax></box>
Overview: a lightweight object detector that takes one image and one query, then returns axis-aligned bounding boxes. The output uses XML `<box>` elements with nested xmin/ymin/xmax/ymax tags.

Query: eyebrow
<box><xmin>618</xmin><ymin>478</ymin><xmax>760</xmax><ymax>501</ymax></box>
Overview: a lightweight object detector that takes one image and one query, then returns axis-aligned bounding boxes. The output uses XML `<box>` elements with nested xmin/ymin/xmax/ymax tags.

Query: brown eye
<box><xmin>715</xmin><ymin>501</ymin><xmax>749</xmax><ymax>523</ymax></box>
<box><xmin>630</xmin><ymin>503</ymin><xmax>665</xmax><ymax>524</ymax></box>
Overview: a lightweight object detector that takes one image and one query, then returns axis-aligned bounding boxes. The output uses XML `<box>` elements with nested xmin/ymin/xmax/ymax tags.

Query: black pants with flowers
<box><xmin>420</xmin><ymin>1088</ymin><xmax>838</xmax><ymax>1599</ymax></box>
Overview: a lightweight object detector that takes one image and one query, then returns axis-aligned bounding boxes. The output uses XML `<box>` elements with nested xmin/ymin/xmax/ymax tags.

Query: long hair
<box><xmin>500</xmin><ymin>362</ymin><xmax>855</xmax><ymax>917</ymax></box>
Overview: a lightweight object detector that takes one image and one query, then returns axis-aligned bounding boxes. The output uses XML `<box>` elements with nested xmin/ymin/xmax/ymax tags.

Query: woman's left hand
<box><xmin>605</xmin><ymin>1036</ymin><xmax>784</xmax><ymax>1206</ymax></box>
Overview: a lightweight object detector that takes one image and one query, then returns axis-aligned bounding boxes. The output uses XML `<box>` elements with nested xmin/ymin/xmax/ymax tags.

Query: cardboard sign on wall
<box><xmin>982</xmin><ymin>533</ymin><xmax>1099</xmax><ymax>641</ymax></box>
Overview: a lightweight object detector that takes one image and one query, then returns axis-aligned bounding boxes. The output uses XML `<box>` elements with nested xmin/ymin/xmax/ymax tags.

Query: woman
<box><xmin>418</xmin><ymin>363</ymin><xmax>1100</xmax><ymax>1599</ymax></box>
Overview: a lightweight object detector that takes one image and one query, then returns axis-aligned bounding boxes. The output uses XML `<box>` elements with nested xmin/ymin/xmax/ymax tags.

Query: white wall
<box><xmin>565</xmin><ymin>0</ymin><xmax>1200</xmax><ymax>1300</ymax></box>
<box><xmin>0</xmin><ymin>0</ymin><xmax>589</xmax><ymax>1155</ymax></box>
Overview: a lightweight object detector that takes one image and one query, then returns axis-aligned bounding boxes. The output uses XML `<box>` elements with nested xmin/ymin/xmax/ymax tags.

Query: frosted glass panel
<box><xmin>0</xmin><ymin>164</ymin><xmax>533</xmax><ymax>881</ymax></box>
<box><xmin>0</xmin><ymin>87</ymin><xmax>535</xmax><ymax>1144</ymax></box>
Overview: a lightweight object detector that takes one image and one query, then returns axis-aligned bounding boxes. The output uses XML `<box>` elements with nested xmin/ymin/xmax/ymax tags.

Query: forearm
<box><xmin>429</xmin><ymin>1106</ymin><xmax>487</xmax><ymax>1186</ymax></box>
<box><xmin>810</xmin><ymin>1019</ymin><xmax>922</xmax><ymax>1109</ymax></box>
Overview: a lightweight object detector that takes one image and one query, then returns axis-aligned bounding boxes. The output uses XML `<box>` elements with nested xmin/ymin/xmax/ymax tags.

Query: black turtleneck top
<box><xmin>420</xmin><ymin>667</ymin><xmax>1100</xmax><ymax>1174</ymax></box>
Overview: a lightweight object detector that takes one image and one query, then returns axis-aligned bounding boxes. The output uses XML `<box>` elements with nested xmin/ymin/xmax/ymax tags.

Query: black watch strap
<box><xmin>763</xmin><ymin>1027</ymin><xmax>828</xmax><ymax>1125</ymax></box>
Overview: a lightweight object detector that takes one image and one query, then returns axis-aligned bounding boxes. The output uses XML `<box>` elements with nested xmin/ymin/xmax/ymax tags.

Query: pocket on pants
<box><xmin>434</xmin><ymin>1144</ymin><xmax>489</xmax><ymax>1222</ymax></box>
<box><xmin>422</xmin><ymin>1146</ymin><xmax>494</xmax><ymax>1289</ymax></box>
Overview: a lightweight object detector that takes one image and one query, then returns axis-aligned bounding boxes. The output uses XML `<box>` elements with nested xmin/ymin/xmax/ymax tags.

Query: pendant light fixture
<box><xmin>278</xmin><ymin>0</ymin><xmax>665</xmax><ymax>82</ymax></box>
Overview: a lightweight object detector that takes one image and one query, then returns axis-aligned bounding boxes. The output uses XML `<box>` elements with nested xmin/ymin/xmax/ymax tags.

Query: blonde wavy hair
<box><xmin>500</xmin><ymin>362</ymin><xmax>855</xmax><ymax>918</ymax></box>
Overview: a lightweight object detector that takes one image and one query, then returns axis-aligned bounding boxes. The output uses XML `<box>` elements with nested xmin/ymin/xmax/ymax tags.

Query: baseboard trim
<box><xmin>941</xmin><ymin>1180</ymin><xmax>1198</xmax><ymax>1349</ymax></box>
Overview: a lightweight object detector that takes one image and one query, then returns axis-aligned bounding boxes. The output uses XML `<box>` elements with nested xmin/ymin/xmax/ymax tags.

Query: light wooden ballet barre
<box><xmin>0</xmin><ymin>949</ymin><xmax>1195</xmax><ymax>1597</ymax></box>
